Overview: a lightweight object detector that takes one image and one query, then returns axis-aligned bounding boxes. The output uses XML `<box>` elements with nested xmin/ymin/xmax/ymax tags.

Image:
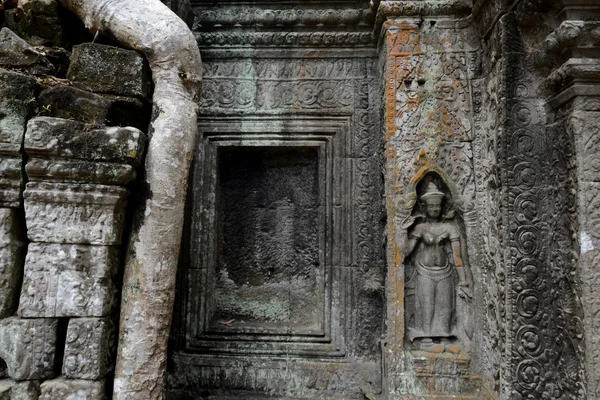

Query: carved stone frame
<box><xmin>177</xmin><ymin>115</ymin><xmax>352</xmax><ymax>357</ymax></box>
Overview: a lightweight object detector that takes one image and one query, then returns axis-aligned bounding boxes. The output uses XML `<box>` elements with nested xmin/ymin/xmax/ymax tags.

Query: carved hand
<box><xmin>458</xmin><ymin>283</ymin><xmax>473</xmax><ymax>301</ymax></box>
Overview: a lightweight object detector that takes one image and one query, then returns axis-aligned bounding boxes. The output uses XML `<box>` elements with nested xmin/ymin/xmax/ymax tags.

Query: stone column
<box><xmin>19</xmin><ymin>117</ymin><xmax>146</xmax><ymax>398</ymax></box>
<box><xmin>540</xmin><ymin>2</ymin><xmax>600</xmax><ymax>396</ymax></box>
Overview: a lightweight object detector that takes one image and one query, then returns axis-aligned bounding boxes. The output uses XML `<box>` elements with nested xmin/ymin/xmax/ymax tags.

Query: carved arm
<box><xmin>451</xmin><ymin>239</ymin><xmax>473</xmax><ymax>300</ymax></box>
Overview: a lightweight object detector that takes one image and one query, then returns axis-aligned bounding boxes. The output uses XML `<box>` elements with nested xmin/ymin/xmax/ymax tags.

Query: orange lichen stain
<box><xmin>408</xmin><ymin>161</ymin><xmax>438</xmax><ymax>184</ymax></box>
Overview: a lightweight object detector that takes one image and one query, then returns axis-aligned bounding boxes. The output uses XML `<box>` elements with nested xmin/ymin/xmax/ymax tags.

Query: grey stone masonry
<box><xmin>39</xmin><ymin>378</ymin><xmax>104</xmax><ymax>400</ymax></box>
<box><xmin>0</xmin><ymin>28</ymin><xmax>54</xmax><ymax>75</ymax></box>
<box><xmin>0</xmin><ymin>209</ymin><xmax>25</xmax><ymax>318</ymax></box>
<box><xmin>0</xmin><ymin>68</ymin><xmax>36</xmax><ymax>208</ymax></box>
<box><xmin>0</xmin><ymin>380</ymin><xmax>40</xmax><ymax>400</ymax></box>
<box><xmin>37</xmin><ymin>86</ymin><xmax>150</xmax><ymax>130</ymax></box>
<box><xmin>24</xmin><ymin>117</ymin><xmax>146</xmax><ymax>185</ymax></box>
<box><xmin>23</xmin><ymin>182</ymin><xmax>128</xmax><ymax>245</ymax></box>
<box><xmin>18</xmin><ymin>244</ymin><xmax>119</xmax><ymax>318</ymax></box>
<box><xmin>63</xmin><ymin>317</ymin><xmax>115</xmax><ymax>379</ymax></box>
<box><xmin>67</xmin><ymin>43</ymin><xmax>151</xmax><ymax>100</ymax></box>
<box><xmin>24</xmin><ymin>117</ymin><xmax>147</xmax><ymax>168</ymax></box>
<box><xmin>0</xmin><ymin>318</ymin><xmax>58</xmax><ymax>380</ymax></box>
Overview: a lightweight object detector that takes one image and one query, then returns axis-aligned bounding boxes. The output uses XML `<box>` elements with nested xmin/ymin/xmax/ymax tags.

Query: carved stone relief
<box><xmin>383</xmin><ymin>16</ymin><xmax>493</xmax><ymax>398</ymax></box>
<box><xmin>401</xmin><ymin>177</ymin><xmax>473</xmax><ymax>353</ymax></box>
<box><xmin>168</xmin><ymin>26</ymin><xmax>385</xmax><ymax>395</ymax></box>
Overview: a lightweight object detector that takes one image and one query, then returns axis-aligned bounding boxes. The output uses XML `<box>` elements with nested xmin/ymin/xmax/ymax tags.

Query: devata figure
<box><xmin>402</xmin><ymin>181</ymin><xmax>473</xmax><ymax>352</ymax></box>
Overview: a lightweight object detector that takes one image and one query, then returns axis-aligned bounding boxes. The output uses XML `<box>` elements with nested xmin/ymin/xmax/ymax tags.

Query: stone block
<box><xmin>0</xmin><ymin>209</ymin><xmax>25</xmax><ymax>318</ymax></box>
<box><xmin>37</xmin><ymin>86</ymin><xmax>151</xmax><ymax>130</ymax></box>
<box><xmin>0</xmin><ymin>68</ymin><xmax>37</xmax><ymax>155</ymax></box>
<box><xmin>37</xmin><ymin>85</ymin><xmax>111</xmax><ymax>126</ymax></box>
<box><xmin>24</xmin><ymin>117</ymin><xmax>147</xmax><ymax>166</ymax></box>
<box><xmin>0</xmin><ymin>28</ymin><xmax>54</xmax><ymax>75</ymax></box>
<box><xmin>39</xmin><ymin>378</ymin><xmax>104</xmax><ymax>400</ymax></box>
<box><xmin>26</xmin><ymin>159</ymin><xmax>136</xmax><ymax>185</ymax></box>
<box><xmin>67</xmin><ymin>43</ymin><xmax>151</xmax><ymax>99</ymax></box>
<box><xmin>3</xmin><ymin>0</ymin><xmax>66</xmax><ymax>47</ymax></box>
<box><xmin>63</xmin><ymin>317</ymin><xmax>115</xmax><ymax>379</ymax></box>
<box><xmin>23</xmin><ymin>182</ymin><xmax>128</xmax><ymax>245</ymax></box>
<box><xmin>18</xmin><ymin>244</ymin><xmax>120</xmax><ymax>317</ymax></box>
<box><xmin>0</xmin><ymin>159</ymin><xmax>22</xmax><ymax>208</ymax></box>
<box><xmin>0</xmin><ymin>380</ymin><xmax>40</xmax><ymax>400</ymax></box>
<box><xmin>0</xmin><ymin>318</ymin><xmax>58</xmax><ymax>380</ymax></box>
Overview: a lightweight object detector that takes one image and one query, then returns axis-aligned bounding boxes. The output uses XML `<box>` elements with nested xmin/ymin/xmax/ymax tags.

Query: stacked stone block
<box><xmin>18</xmin><ymin>116</ymin><xmax>145</xmax><ymax>397</ymax></box>
<box><xmin>0</xmin><ymin>22</ymin><xmax>58</xmax><ymax>399</ymax></box>
<box><xmin>0</xmin><ymin>11</ymin><xmax>150</xmax><ymax>395</ymax></box>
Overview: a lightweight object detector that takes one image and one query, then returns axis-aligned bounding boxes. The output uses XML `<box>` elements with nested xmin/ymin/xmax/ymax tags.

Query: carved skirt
<box><xmin>414</xmin><ymin>261</ymin><xmax>455</xmax><ymax>338</ymax></box>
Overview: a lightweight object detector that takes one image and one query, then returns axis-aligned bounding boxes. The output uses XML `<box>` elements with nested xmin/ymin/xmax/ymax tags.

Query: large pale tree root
<box><xmin>57</xmin><ymin>1</ymin><xmax>202</xmax><ymax>398</ymax></box>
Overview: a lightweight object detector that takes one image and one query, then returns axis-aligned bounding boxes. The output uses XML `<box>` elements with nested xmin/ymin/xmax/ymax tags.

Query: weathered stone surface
<box><xmin>0</xmin><ymin>68</ymin><xmax>37</xmax><ymax>155</ymax></box>
<box><xmin>18</xmin><ymin>243</ymin><xmax>120</xmax><ymax>317</ymax></box>
<box><xmin>37</xmin><ymin>87</ymin><xmax>151</xmax><ymax>129</ymax></box>
<box><xmin>0</xmin><ymin>380</ymin><xmax>41</xmax><ymax>400</ymax></box>
<box><xmin>0</xmin><ymin>158</ymin><xmax>22</xmax><ymax>208</ymax></box>
<box><xmin>0</xmin><ymin>318</ymin><xmax>58</xmax><ymax>380</ymax></box>
<box><xmin>0</xmin><ymin>208</ymin><xmax>25</xmax><ymax>318</ymax></box>
<box><xmin>23</xmin><ymin>182</ymin><xmax>128</xmax><ymax>245</ymax></box>
<box><xmin>63</xmin><ymin>317</ymin><xmax>115</xmax><ymax>379</ymax></box>
<box><xmin>0</xmin><ymin>68</ymin><xmax>36</xmax><ymax>207</ymax></box>
<box><xmin>0</xmin><ymin>28</ymin><xmax>54</xmax><ymax>75</ymax></box>
<box><xmin>3</xmin><ymin>0</ymin><xmax>66</xmax><ymax>47</ymax></box>
<box><xmin>161</xmin><ymin>0</ymin><xmax>193</xmax><ymax>28</ymax></box>
<box><xmin>67</xmin><ymin>43</ymin><xmax>151</xmax><ymax>99</ymax></box>
<box><xmin>26</xmin><ymin>158</ymin><xmax>136</xmax><ymax>185</ymax></box>
<box><xmin>37</xmin><ymin>85</ymin><xmax>111</xmax><ymax>125</ymax></box>
<box><xmin>24</xmin><ymin>117</ymin><xmax>147</xmax><ymax>166</ymax></box>
<box><xmin>39</xmin><ymin>378</ymin><xmax>104</xmax><ymax>400</ymax></box>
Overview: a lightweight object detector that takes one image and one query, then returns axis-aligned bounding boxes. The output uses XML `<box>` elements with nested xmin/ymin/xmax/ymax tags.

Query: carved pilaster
<box><xmin>378</xmin><ymin>5</ymin><xmax>492</xmax><ymax>397</ymax></box>
<box><xmin>537</xmin><ymin>2</ymin><xmax>600</xmax><ymax>397</ymax></box>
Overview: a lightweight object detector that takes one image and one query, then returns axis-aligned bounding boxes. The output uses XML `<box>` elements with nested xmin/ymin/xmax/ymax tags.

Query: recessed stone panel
<box><xmin>213</xmin><ymin>147</ymin><xmax>322</xmax><ymax>334</ymax></box>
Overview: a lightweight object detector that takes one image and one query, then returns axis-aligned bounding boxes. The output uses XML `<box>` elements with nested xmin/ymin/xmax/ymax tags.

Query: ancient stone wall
<box><xmin>1</xmin><ymin>0</ymin><xmax>600</xmax><ymax>399</ymax></box>
<box><xmin>0</xmin><ymin>1</ymin><xmax>151</xmax><ymax>398</ymax></box>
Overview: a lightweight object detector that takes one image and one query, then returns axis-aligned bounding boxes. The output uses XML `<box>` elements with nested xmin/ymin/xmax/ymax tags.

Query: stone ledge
<box><xmin>26</xmin><ymin>158</ymin><xmax>136</xmax><ymax>185</ymax></box>
<box><xmin>24</xmin><ymin>117</ymin><xmax>147</xmax><ymax>167</ymax></box>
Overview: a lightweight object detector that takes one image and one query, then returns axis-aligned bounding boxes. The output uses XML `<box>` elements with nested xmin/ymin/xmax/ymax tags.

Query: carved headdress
<box><xmin>421</xmin><ymin>182</ymin><xmax>445</xmax><ymax>203</ymax></box>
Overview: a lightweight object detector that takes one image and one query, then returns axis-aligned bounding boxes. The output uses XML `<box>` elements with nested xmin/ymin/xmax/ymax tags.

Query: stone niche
<box><xmin>213</xmin><ymin>146</ymin><xmax>323</xmax><ymax>335</ymax></box>
<box><xmin>168</xmin><ymin>112</ymin><xmax>385</xmax><ymax>398</ymax></box>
